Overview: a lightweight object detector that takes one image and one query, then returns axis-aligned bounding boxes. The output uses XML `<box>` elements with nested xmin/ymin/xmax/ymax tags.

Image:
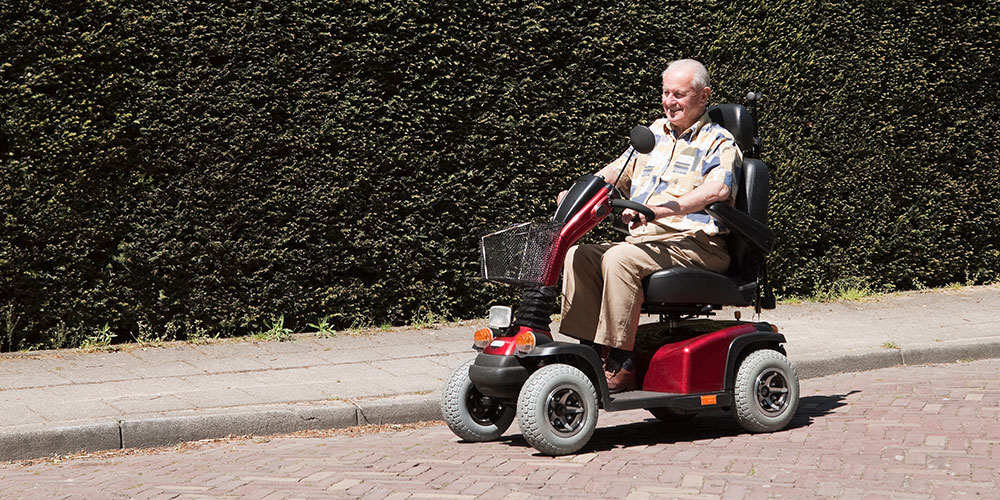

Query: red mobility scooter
<box><xmin>442</xmin><ymin>98</ymin><xmax>799</xmax><ymax>455</ymax></box>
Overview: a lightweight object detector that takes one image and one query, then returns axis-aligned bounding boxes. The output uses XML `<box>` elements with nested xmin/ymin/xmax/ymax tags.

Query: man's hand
<box><xmin>556</xmin><ymin>190</ymin><xmax>569</xmax><ymax>205</ymax></box>
<box><xmin>621</xmin><ymin>207</ymin><xmax>653</xmax><ymax>229</ymax></box>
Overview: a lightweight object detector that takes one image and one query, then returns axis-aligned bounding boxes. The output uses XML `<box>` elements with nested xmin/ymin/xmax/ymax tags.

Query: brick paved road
<box><xmin>2</xmin><ymin>358</ymin><xmax>998</xmax><ymax>499</ymax></box>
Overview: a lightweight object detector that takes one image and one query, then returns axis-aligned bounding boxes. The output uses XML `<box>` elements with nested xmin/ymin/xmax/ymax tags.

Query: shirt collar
<box><xmin>664</xmin><ymin>112</ymin><xmax>711</xmax><ymax>141</ymax></box>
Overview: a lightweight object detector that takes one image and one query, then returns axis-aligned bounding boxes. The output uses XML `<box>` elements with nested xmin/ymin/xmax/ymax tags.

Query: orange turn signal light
<box><xmin>514</xmin><ymin>330</ymin><xmax>536</xmax><ymax>354</ymax></box>
<box><xmin>473</xmin><ymin>328</ymin><xmax>494</xmax><ymax>349</ymax></box>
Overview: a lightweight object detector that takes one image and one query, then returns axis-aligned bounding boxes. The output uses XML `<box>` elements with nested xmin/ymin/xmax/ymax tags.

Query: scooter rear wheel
<box><xmin>516</xmin><ymin>364</ymin><xmax>598</xmax><ymax>456</ymax></box>
<box><xmin>442</xmin><ymin>359</ymin><xmax>515</xmax><ymax>442</ymax></box>
<box><xmin>732</xmin><ymin>349</ymin><xmax>799</xmax><ymax>433</ymax></box>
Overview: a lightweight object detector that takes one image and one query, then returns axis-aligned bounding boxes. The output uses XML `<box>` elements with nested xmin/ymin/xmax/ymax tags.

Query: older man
<box><xmin>557</xmin><ymin>59</ymin><xmax>742</xmax><ymax>392</ymax></box>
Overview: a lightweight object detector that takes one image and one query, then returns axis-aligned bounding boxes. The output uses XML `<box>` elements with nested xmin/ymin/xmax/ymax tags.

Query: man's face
<box><xmin>661</xmin><ymin>69</ymin><xmax>710</xmax><ymax>131</ymax></box>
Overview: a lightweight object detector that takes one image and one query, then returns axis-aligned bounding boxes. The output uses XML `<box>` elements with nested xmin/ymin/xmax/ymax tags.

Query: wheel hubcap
<box><xmin>545</xmin><ymin>386</ymin><xmax>587</xmax><ymax>437</ymax></box>
<box><xmin>466</xmin><ymin>387</ymin><xmax>505</xmax><ymax>426</ymax></box>
<box><xmin>754</xmin><ymin>368</ymin><xmax>790</xmax><ymax>416</ymax></box>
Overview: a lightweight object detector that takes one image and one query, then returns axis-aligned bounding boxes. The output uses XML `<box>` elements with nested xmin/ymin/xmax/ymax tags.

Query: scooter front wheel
<box><xmin>732</xmin><ymin>349</ymin><xmax>800</xmax><ymax>433</ymax></box>
<box><xmin>516</xmin><ymin>364</ymin><xmax>598</xmax><ymax>456</ymax></box>
<box><xmin>441</xmin><ymin>359</ymin><xmax>516</xmax><ymax>442</ymax></box>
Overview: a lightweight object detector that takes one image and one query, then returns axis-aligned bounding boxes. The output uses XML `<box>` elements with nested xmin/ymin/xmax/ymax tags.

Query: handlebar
<box><xmin>610</xmin><ymin>199</ymin><xmax>655</xmax><ymax>221</ymax></box>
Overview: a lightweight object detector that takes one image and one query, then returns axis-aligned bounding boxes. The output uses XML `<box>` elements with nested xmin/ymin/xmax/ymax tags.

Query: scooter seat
<box><xmin>642</xmin><ymin>267</ymin><xmax>751</xmax><ymax>307</ymax></box>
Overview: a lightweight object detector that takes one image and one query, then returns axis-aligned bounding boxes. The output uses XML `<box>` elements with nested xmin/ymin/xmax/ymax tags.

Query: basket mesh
<box><xmin>481</xmin><ymin>221</ymin><xmax>564</xmax><ymax>286</ymax></box>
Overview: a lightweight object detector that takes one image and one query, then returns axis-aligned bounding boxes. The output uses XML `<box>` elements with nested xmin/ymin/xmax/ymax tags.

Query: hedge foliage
<box><xmin>2</xmin><ymin>0</ymin><xmax>998</xmax><ymax>349</ymax></box>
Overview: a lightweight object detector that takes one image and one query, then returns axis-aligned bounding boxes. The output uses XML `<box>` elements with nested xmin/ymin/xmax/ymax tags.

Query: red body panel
<box><xmin>541</xmin><ymin>187</ymin><xmax>613</xmax><ymax>286</ymax></box>
<box><xmin>641</xmin><ymin>324</ymin><xmax>759</xmax><ymax>394</ymax></box>
<box><xmin>482</xmin><ymin>326</ymin><xmax>550</xmax><ymax>356</ymax></box>
<box><xmin>483</xmin><ymin>338</ymin><xmax>516</xmax><ymax>356</ymax></box>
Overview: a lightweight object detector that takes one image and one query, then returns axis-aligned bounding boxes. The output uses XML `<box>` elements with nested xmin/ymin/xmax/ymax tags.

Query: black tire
<box><xmin>732</xmin><ymin>349</ymin><xmax>799</xmax><ymax>433</ymax></box>
<box><xmin>516</xmin><ymin>364</ymin><xmax>599</xmax><ymax>456</ymax></box>
<box><xmin>441</xmin><ymin>359</ymin><xmax>515</xmax><ymax>442</ymax></box>
<box><xmin>648</xmin><ymin>406</ymin><xmax>696</xmax><ymax>423</ymax></box>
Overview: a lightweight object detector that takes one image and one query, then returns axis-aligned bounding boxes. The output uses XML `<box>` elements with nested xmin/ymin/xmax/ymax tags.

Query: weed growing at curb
<box><xmin>253</xmin><ymin>315</ymin><xmax>293</xmax><ymax>342</ymax></box>
<box><xmin>80</xmin><ymin>323</ymin><xmax>117</xmax><ymax>350</ymax></box>
<box><xmin>308</xmin><ymin>316</ymin><xmax>336</xmax><ymax>338</ymax></box>
<box><xmin>411</xmin><ymin>306</ymin><xmax>447</xmax><ymax>329</ymax></box>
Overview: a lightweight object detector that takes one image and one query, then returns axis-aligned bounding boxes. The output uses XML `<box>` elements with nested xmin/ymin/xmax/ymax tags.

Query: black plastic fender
<box><xmin>723</xmin><ymin>329</ymin><xmax>787</xmax><ymax>392</ymax></box>
<box><xmin>521</xmin><ymin>342</ymin><xmax>611</xmax><ymax>407</ymax></box>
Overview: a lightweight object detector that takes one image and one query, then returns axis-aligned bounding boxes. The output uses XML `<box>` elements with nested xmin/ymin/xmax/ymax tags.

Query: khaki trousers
<box><xmin>559</xmin><ymin>233</ymin><xmax>730</xmax><ymax>351</ymax></box>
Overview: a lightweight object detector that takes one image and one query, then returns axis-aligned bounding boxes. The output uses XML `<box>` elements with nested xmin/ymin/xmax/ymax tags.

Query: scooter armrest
<box><xmin>705</xmin><ymin>202</ymin><xmax>774</xmax><ymax>255</ymax></box>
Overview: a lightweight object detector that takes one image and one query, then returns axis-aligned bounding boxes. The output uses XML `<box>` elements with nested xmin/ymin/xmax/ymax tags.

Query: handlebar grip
<box><xmin>610</xmin><ymin>199</ymin><xmax>655</xmax><ymax>221</ymax></box>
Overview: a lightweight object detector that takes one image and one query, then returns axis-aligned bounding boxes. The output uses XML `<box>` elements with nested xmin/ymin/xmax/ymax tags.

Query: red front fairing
<box><xmin>540</xmin><ymin>186</ymin><xmax>614</xmax><ymax>287</ymax></box>
<box><xmin>640</xmin><ymin>323</ymin><xmax>759</xmax><ymax>394</ymax></box>
<box><xmin>483</xmin><ymin>326</ymin><xmax>551</xmax><ymax>356</ymax></box>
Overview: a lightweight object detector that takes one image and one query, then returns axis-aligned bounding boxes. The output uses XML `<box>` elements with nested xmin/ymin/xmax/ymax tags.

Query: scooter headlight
<box><xmin>514</xmin><ymin>330</ymin><xmax>536</xmax><ymax>354</ymax></box>
<box><xmin>488</xmin><ymin>306</ymin><xmax>512</xmax><ymax>329</ymax></box>
<box><xmin>473</xmin><ymin>328</ymin><xmax>494</xmax><ymax>350</ymax></box>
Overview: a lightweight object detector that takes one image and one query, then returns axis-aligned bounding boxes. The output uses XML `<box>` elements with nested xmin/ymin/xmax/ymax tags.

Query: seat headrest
<box><xmin>707</xmin><ymin>104</ymin><xmax>755</xmax><ymax>154</ymax></box>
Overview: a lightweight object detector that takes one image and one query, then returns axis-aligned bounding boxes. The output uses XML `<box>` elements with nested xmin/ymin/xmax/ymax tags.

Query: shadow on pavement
<box><xmin>493</xmin><ymin>390</ymin><xmax>859</xmax><ymax>454</ymax></box>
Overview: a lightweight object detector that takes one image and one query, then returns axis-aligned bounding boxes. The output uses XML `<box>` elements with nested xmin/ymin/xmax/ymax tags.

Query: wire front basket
<box><xmin>480</xmin><ymin>221</ymin><xmax>564</xmax><ymax>286</ymax></box>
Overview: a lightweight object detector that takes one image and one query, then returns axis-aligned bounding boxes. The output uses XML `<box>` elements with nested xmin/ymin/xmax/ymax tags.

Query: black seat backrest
<box><xmin>707</xmin><ymin>104</ymin><xmax>769</xmax><ymax>280</ymax></box>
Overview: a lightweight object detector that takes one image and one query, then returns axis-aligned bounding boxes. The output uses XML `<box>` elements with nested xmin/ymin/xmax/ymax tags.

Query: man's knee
<box><xmin>601</xmin><ymin>243</ymin><xmax>644</xmax><ymax>271</ymax></box>
<box><xmin>566</xmin><ymin>243</ymin><xmax>604</xmax><ymax>269</ymax></box>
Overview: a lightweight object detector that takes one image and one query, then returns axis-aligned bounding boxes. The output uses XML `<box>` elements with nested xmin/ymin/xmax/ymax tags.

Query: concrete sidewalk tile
<box><xmin>54</xmin><ymin>351</ymin><xmax>133</xmax><ymax>368</ymax></box>
<box><xmin>120</xmin><ymin>360</ymin><xmax>204</xmax><ymax>378</ymax></box>
<box><xmin>310</xmin><ymin>347</ymin><xmax>390</xmax><ymax>365</ymax></box>
<box><xmin>428</xmin><ymin>352</ymin><xmax>478</xmax><ymax>371</ymax></box>
<box><xmin>312</xmin><ymin>334</ymin><xmax>384</xmax><ymax>350</ymax></box>
<box><xmin>253</xmin><ymin>352</ymin><xmax>330</xmax><ymax>370</ymax></box>
<box><xmin>0</xmin><ymin>387</ymin><xmax>67</xmax><ymax>407</ymax></box>
<box><xmin>0</xmin><ymin>355</ymin><xmax>70</xmax><ymax>372</ymax></box>
<box><xmin>48</xmin><ymin>365</ymin><xmax>143</xmax><ymax>385</ymax></box>
<box><xmin>366</xmin><ymin>375</ymin><xmax>442</xmax><ymax>395</ymax></box>
<box><xmin>0</xmin><ymin>422</ymin><xmax>121</xmax><ymax>461</ymax></box>
<box><xmin>106</xmin><ymin>394</ymin><xmax>196</xmax><ymax>415</ymax></box>
<box><xmin>238</xmin><ymin>383</ymin><xmax>337</xmax><ymax>405</ymax></box>
<box><xmin>307</xmin><ymin>362</ymin><xmax>387</xmax><ymax>383</ymax></box>
<box><xmin>244</xmin><ymin>366</ymin><xmax>332</xmax><ymax>386</ymax></box>
<box><xmin>356</xmin><ymin>358</ymin><xmax>441</xmax><ymax>377</ymax></box>
<box><xmin>127</xmin><ymin>345</ymin><xmax>208</xmax><ymax>363</ymax></box>
<box><xmin>191</xmin><ymin>341</ymin><xmax>266</xmax><ymax>359</ymax></box>
<box><xmin>0</xmin><ymin>370</ymin><xmax>76</xmax><ymax>390</ymax></box>
<box><xmin>27</xmin><ymin>399</ymin><xmax>122</xmax><ymax>423</ymax></box>
<box><xmin>183</xmin><ymin>356</ymin><xmax>270</xmax><ymax>374</ymax></box>
<box><xmin>180</xmin><ymin>371</ymin><xmax>268</xmax><ymax>389</ymax></box>
<box><xmin>253</xmin><ymin>339</ymin><xmax>326</xmax><ymax>355</ymax></box>
<box><xmin>40</xmin><ymin>377</ymin><xmax>200</xmax><ymax>401</ymax></box>
<box><xmin>173</xmin><ymin>387</ymin><xmax>266</xmax><ymax>409</ymax></box>
<box><xmin>0</xmin><ymin>403</ymin><xmax>46</xmax><ymax>427</ymax></box>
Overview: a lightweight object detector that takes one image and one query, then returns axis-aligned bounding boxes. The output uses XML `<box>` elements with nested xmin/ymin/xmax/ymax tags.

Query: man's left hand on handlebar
<box><xmin>621</xmin><ymin>207</ymin><xmax>653</xmax><ymax>229</ymax></box>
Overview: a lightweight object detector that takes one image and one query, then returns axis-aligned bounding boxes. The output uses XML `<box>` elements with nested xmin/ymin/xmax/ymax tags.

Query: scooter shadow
<box><xmin>496</xmin><ymin>391</ymin><xmax>857</xmax><ymax>454</ymax></box>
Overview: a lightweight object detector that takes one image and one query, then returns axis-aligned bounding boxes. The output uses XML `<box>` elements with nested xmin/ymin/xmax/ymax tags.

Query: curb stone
<box><xmin>792</xmin><ymin>337</ymin><xmax>1000</xmax><ymax>379</ymax></box>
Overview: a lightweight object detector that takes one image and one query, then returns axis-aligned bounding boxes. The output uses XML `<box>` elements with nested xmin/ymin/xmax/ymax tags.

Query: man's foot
<box><xmin>604</xmin><ymin>360</ymin><xmax>637</xmax><ymax>393</ymax></box>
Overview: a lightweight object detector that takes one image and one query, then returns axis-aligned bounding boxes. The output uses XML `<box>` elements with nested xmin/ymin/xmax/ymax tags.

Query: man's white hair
<box><xmin>662</xmin><ymin>59</ymin><xmax>710</xmax><ymax>90</ymax></box>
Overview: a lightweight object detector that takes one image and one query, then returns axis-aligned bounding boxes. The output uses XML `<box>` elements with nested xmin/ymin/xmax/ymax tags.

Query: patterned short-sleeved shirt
<box><xmin>609</xmin><ymin>112</ymin><xmax>742</xmax><ymax>242</ymax></box>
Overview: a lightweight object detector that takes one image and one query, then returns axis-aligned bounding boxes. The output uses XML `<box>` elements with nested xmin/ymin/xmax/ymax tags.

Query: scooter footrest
<box><xmin>606</xmin><ymin>390</ymin><xmax>730</xmax><ymax>412</ymax></box>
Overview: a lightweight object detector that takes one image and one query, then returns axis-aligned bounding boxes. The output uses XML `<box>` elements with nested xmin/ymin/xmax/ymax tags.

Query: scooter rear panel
<box><xmin>637</xmin><ymin>321</ymin><xmax>760</xmax><ymax>394</ymax></box>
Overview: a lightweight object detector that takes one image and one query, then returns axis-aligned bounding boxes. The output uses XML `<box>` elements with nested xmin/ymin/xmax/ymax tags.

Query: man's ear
<box><xmin>700</xmin><ymin>86</ymin><xmax>712</xmax><ymax>106</ymax></box>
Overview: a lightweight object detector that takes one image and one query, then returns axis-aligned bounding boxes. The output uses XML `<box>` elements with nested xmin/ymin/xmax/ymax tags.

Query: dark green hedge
<box><xmin>2</xmin><ymin>0</ymin><xmax>998</xmax><ymax>349</ymax></box>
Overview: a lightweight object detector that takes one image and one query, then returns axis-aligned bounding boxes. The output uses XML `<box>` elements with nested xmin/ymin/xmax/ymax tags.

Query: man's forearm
<box><xmin>650</xmin><ymin>181</ymin><xmax>730</xmax><ymax>219</ymax></box>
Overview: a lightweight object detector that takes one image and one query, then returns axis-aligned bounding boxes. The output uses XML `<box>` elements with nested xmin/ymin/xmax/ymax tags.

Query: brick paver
<box><xmin>2</xmin><ymin>358</ymin><xmax>999</xmax><ymax>499</ymax></box>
